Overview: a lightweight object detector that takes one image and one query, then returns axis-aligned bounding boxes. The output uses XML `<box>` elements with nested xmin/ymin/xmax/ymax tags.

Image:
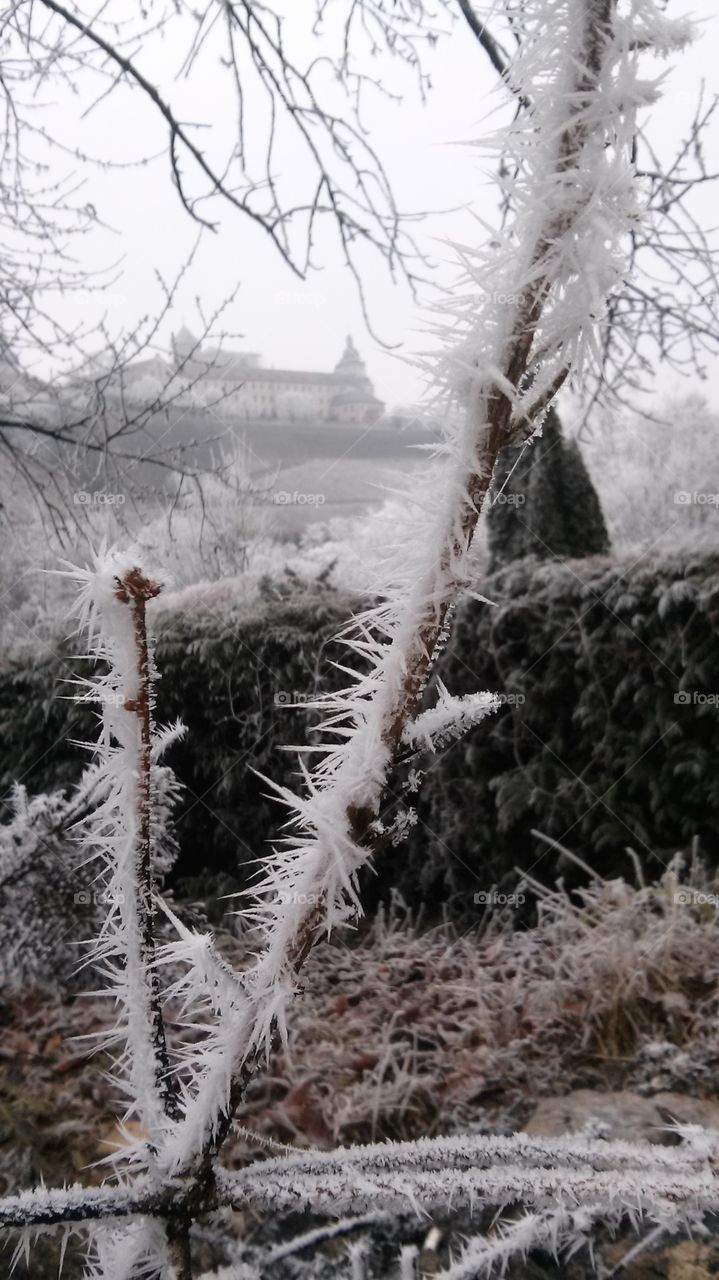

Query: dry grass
<box><xmin>219</xmin><ymin>858</ymin><xmax>719</xmax><ymax>1153</ymax></box>
<box><xmin>4</xmin><ymin>859</ymin><xmax>719</xmax><ymax>1186</ymax></box>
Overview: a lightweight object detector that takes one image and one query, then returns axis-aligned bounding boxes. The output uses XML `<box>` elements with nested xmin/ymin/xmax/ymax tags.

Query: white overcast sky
<box><xmin>43</xmin><ymin>0</ymin><xmax>719</xmax><ymax>412</ymax></box>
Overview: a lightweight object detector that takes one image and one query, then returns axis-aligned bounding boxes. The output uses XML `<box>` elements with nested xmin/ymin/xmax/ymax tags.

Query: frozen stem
<box><xmin>114</xmin><ymin>567</ymin><xmax>181</xmax><ymax>1126</ymax></box>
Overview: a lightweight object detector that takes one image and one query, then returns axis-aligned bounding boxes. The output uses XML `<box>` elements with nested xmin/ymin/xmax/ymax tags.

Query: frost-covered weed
<box><xmin>217</xmin><ymin>866</ymin><xmax>719</xmax><ymax>1149</ymax></box>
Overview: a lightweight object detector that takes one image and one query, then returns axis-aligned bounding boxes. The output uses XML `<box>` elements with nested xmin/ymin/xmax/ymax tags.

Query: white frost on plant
<box><xmin>4</xmin><ymin>1111</ymin><xmax>719</xmax><ymax>1275</ymax></box>
<box><xmin>83</xmin><ymin>1217</ymin><xmax>170</xmax><ymax>1280</ymax></box>
<box><xmin>61</xmin><ymin>547</ymin><xmax>185</xmax><ymax>1172</ymax></box>
<box><xmin>402</xmin><ymin>682</ymin><xmax>500</xmax><ymax>752</ymax></box>
<box><xmin>149</xmin><ymin>0</ymin><xmax>697</xmax><ymax>1177</ymax></box>
<box><xmin>0</xmin><ymin>785</ymin><xmax>79</xmax><ymax>990</ymax></box>
<box><xmin>433</xmin><ymin>1207</ymin><xmax>599</xmax><ymax>1279</ymax></box>
<box><xmin>215</xmin><ymin>1126</ymin><xmax>719</xmax><ymax>1228</ymax></box>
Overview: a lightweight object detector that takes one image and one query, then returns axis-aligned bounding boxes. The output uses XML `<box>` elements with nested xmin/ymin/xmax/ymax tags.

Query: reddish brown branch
<box><xmin>114</xmin><ymin>568</ymin><xmax>182</xmax><ymax>1124</ymax></box>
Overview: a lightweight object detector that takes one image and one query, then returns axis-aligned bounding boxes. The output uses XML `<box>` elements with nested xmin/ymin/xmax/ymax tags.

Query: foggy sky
<box><xmin>39</xmin><ymin>0</ymin><xmax>719</xmax><ymax>415</ymax></box>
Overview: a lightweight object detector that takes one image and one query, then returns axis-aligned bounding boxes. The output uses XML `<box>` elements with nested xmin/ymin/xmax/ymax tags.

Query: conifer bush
<box><xmin>487</xmin><ymin>409</ymin><xmax>610</xmax><ymax>570</ymax></box>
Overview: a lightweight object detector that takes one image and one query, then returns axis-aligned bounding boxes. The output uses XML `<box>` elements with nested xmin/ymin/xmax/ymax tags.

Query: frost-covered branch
<box><xmin>220</xmin><ymin>1157</ymin><xmax>718</xmax><ymax>1221</ymax></box>
<box><xmin>402</xmin><ymin>682</ymin><xmax>499</xmax><ymax>752</ymax></box>
<box><xmin>70</xmin><ymin>552</ymin><xmax>184</xmax><ymax>1159</ymax></box>
<box><xmin>457</xmin><ymin>0</ymin><xmax>715</xmax><ymax>413</ymax></box>
<box><xmin>3</xmin><ymin>1127</ymin><xmax>718</xmax><ymax>1266</ymax></box>
<box><xmin>155</xmin><ymin>0</ymin><xmax>686</xmax><ymax>1177</ymax></box>
<box><xmin>224</xmin><ymin>1125</ymin><xmax>717</xmax><ymax>1186</ymax></box>
<box><xmin>432</xmin><ymin>1208</ymin><xmax>612</xmax><ymax>1280</ymax></box>
<box><xmin>261</xmin><ymin>1212</ymin><xmax>390</xmax><ymax>1266</ymax></box>
<box><xmin>0</xmin><ymin>1179</ymin><xmax>172</xmax><ymax>1230</ymax></box>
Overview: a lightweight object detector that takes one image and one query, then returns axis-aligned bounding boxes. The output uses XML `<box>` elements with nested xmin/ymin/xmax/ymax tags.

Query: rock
<box><xmin>603</xmin><ymin>1238</ymin><xmax>719</xmax><ymax>1279</ymax></box>
<box><xmin>523</xmin><ymin>1089</ymin><xmax>719</xmax><ymax>1144</ymax></box>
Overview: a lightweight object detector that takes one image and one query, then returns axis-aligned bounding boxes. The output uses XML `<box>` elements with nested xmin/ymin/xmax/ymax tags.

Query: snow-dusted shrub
<box><xmin>131</xmin><ymin>585</ymin><xmax>365</xmax><ymax>899</ymax></box>
<box><xmin>487</xmin><ymin>408</ymin><xmax>610</xmax><ymax>570</ymax></box>
<box><xmin>0</xmin><ymin>766</ymin><xmax>183</xmax><ymax>995</ymax></box>
<box><xmin>0</xmin><ymin>478</ymin><xmax>76</xmax><ymax>649</ymax></box>
<box><xmin>0</xmin><ymin>786</ymin><xmax>88</xmax><ymax>992</ymax></box>
<box><xmin>396</xmin><ymin>548</ymin><xmax>719</xmax><ymax>913</ymax></box>
<box><xmin>5</xmin><ymin>547</ymin><xmax>719</xmax><ymax>924</ymax></box>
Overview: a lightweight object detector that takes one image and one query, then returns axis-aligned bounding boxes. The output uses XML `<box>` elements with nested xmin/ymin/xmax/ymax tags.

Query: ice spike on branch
<box><xmin>64</xmin><ymin>548</ymin><xmax>183</xmax><ymax>1168</ymax></box>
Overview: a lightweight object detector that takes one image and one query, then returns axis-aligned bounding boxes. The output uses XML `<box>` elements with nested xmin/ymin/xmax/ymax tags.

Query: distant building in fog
<box><xmin>124</xmin><ymin>329</ymin><xmax>385</xmax><ymax>425</ymax></box>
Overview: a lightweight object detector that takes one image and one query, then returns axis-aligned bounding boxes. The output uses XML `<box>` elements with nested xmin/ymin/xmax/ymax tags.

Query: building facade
<box><xmin>150</xmin><ymin>329</ymin><xmax>385</xmax><ymax>425</ymax></box>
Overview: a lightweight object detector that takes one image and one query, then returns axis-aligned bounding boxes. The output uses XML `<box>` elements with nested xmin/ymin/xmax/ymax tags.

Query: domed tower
<box><xmin>334</xmin><ymin>336</ymin><xmax>372</xmax><ymax>391</ymax></box>
<box><xmin>331</xmin><ymin>336</ymin><xmax>384</xmax><ymax>424</ymax></box>
<box><xmin>171</xmin><ymin>325</ymin><xmax>200</xmax><ymax>367</ymax></box>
